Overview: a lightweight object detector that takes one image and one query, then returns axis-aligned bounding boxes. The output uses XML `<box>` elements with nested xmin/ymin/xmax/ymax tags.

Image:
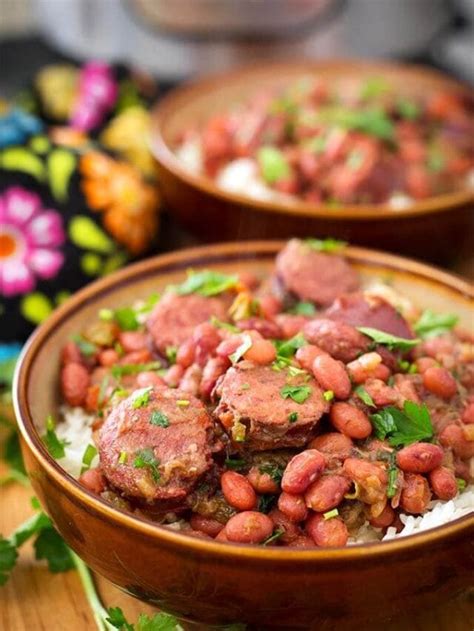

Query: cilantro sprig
<box><xmin>413</xmin><ymin>310</ymin><xmax>459</xmax><ymax>339</ymax></box>
<box><xmin>133</xmin><ymin>448</ymin><xmax>161</xmax><ymax>482</ymax></box>
<box><xmin>42</xmin><ymin>415</ymin><xmax>68</xmax><ymax>459</ymax></box>
<box><xmin>370</xmin><ymin>401</ymin><xmax>434</xmax><ymax>447</ymax></box>
<box><xmin>305</xmin><ymin>238</ymin><xmax>347</xmax><ymax>253</ymax></box>
<box><xmin>280</xmin><ymin>384</ymin><xmax>312</xmax><ymax>404</ymax></box>
<box><xmin>357</xmin><ymin>327</ymin><xmax>420</xmax><ymax>352</ymax></box>
<box><xmin>171</xmin><ymin>270</ymin><xmax>239</xmax><ymax>297</ymax></box>
<box><xmin>354</xmin><ymin>385</ymin><xmax>375</xmax><ymax>407</ymax></box>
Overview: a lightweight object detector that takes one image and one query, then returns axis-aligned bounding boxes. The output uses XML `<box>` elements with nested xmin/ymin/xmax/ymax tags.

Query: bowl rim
<box><xmin>151</xmin><ymin>58</ymin><xmax>474</xmax><ymax>222</ymax></box>
<box><xmin>13</xmin><ymin>240</ymin><xmax>474</xmax><ymax>563</ymax></box>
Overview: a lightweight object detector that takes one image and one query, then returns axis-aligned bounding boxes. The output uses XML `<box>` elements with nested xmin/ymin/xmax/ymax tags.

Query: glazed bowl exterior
<box><xmin>14</xmin><ymin>242</ymin><xmax>474</xmax><ymax>629</ymax></box>
<box><xmin>151</xmin><ymin>60</ymin><xmax>474</xmax><ymax>264</ymax></box>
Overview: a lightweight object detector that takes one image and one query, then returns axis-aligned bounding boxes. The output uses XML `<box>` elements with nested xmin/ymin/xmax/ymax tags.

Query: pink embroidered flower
<box><xmin>71</xmin><ymin>61</ymin><xmax>118</xmax><ymax>131</ymax></box>
<box><xmin>0</xmin><ymin>186</ymin><xmax>65</xmax><ymax>296</ymax></box>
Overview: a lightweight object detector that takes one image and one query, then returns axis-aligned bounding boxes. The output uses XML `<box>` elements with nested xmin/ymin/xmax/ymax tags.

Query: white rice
<box><xmin>57</xmin><ymin>405</ymin><xmax>473</xmax><ymax>543</ymax></box>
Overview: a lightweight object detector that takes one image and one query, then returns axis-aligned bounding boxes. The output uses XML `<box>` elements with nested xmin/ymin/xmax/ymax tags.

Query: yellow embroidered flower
<box><xmin>80</xmin><ymin>151</ymin><xmax>160</xmax><ymax>255</ymax></box>
<box><xmin>35</xmin><ymin>64</ymin><xmax>79</xmax><ymax>120</ymax></box>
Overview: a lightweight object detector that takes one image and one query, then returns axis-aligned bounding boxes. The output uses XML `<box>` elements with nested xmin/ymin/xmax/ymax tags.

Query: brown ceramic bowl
<box><xmin>14</xmin><ymin>242</ymin><xmax>474</xmax><ymax>629</ymax></box>
<box><xmin>151</xmin><ymin>60</ymin><xmax>474</xmax><ymax>264</ymax></box>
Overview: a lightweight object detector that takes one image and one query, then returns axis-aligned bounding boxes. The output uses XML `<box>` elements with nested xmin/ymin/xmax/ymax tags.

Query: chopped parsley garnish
<box><xmin>280</xmin><ymin>384</ymin><xmax>312</xmax><ymax>404</ymax></box>
<box><xmin>354</xmin><ymin>385</ymin><xmax>375</xmax><ymax>407</ymax></box>
<box><xmin>258</xmin><ymin>495</ymin><xmax>278</xmax><ymax>514</ymax></box>
<box><xmin>114</xmin><ymin>306</ymin><xmax>139</xmax><ymax>331</ymax></box>
<box><xmin>118</xmin><ymin>451</ymin><xmax>128</xmax><ymax>464</ymax></box>
<box><xmin>111</xmin><ymin>361</ymin><xmax>162</xmax><ymax>378</ymax></box>
<box><xmin>99</xmin><ymin>308</ymin><xmax>114</xmax><ymax>321</ymax></box>
<box><xmin>323</xmin><ymin>390</ymin><xmax>335</xmax><ymax>402</ymax></box>
<box><xmin>80</xmin><ymin>444</ymin><xmax>98</xmax><ymax>474</ymax></box>
<box><xmin>240</xmin><ymin>383</ymin><xmax>250</xmax><ymax>391</ymax></box>
<box><xmin>398</xmin><ymin>360</ymin><xmax>417</xmax><ymax>374</ymax></box>
<box><xmin>397</xmin><ymin>98</ymin><xmax>420</xmax><ymax>120</ymax></box>
<box><xmin>42</xmin><ymin>415</ymin><xmax>68</xmax><ymax>459</ymax></box>
<box><xmin>288</xmin><ymin>412</ymin><xmax>299</xmax><ymax>423</ymax></box>
<box><xmin>210</xmin><ymin>316</ymin><xmax>239</xmax><ymax>332</ymax></box>
<box><xmin>370</xmin><ymin>401</ymin><xmax>434</xmax><ymax>447</ymax></box>
<box><xmin>456</xmin><ymin>478</ymin><xmax>467</xmax><ymax>492</ymax></box>
<box><xmin>273</xmin><ymin>333</ymin><xmax>306</xmax><ymax>359</ymax></box>
<box><xmin>133</xmin><ymin>448</ymin><xmax>161</xmax><ymax>483</ymax></box>
<box><xmin>106</xmin><ymin>606</ymin><xmax>181</xmax><ymax>631</ymax></box>
<box><xmin>150</xmin><ymin>410</ymin><xmax>170</xmax><ymax>428</ymax></box>
<box><xmin>224</xmin><ymin>457</ymin><xmax>246</xmax><ymax>471</ymax></box>
<box><xmin>229</xmin><ymin>334</ymin><xmax>253</xmax><ymax>364</ymax></box>
<box><xmin>134</xmin><ymin>292</ymin><xmax>160</xmax><ymax>315</ymax></box>
<box><xmin>72</xmin><ymin>335</ymin><xmax>97</xmax><ymax>357</ymax></box>
<box><xmin>413</xmin><ymin>309</ymin><xmax>459</xmax><ymax>339</ymax></box>
<box><xmin>357</xmin><ymin>327</ymin><xmax>420</xmax><ymax>352</ymax></box>
<box><xmin>305</xmin><ymin>238</ymin><xmax>347</xmax><ymax>253</ymax></box>
<box><xmin>176</xmin><ymin>399</ymin><xmax>190</xmax><ymax>408</ymax></box>
<box><xmin>262</xmin><ymin>527</ymin><xmax>284</xmax><ymax>546</ymax></box>
<box><xmin>288</xmin><ymin>301</ymin><xmax>317</xmax><ymax>316</ymax></box>
<box><xmin>231</xmin><ymin>419</ymin><xmax>247</xmax><ymax>442</ymax></box>
<box><xmin>172</xmin><ymin>269</ymin><xmax>239</xmax><ymax>297</ymax></box>
<box><xmin>165</xmin><ymin>346</ymin><xmax>178</xmax><ymax>364</ymax></box>
<box><xmin>287</xmin><ymin>365</ymin><xmax>308</xmax><ymax>379</ymax></box>
<box><xmin>257</xmin><ymin>146</ymin><xmax>291</xmax><ymax>184</ymax></box>
<box><xmin>131</xmin><ymin>386</ymin><xmax>153</xmax><ymax>409</ymax></box>
<box><xmin>317</xmin><ymin>106</ymin><xmax>395</xmax><ymax>141</ymax></box>
<box><xmin>323</xmin><ymin>509</ymin><xmax>339</xmax><ymax>520</ymax></box>
<box><xmin>258</xmin><ymin>463</ymin><xmax>284</xmax><ymax>484</ymax></box>
<box><xmin>387</xmin><ymin>453</ymin><xmax>399</xmax><ymax>499</ymax></box>
<box><xmin>360</xmin><ymin>76</ymin><xmax>389</xmax><ymax>100</ymax></box>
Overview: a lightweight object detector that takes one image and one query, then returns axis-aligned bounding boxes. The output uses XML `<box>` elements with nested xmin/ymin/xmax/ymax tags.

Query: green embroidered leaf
<box><xmin>47</xmin><ymin>148</ymin><xmax>76</xmax><ymax>202</ymax></box>
<box><xmin>20</xmin><ymin>293</ymin><xmax>53</xmax><ymax>325</ymax></box>
<box><xmin>80</xmin><ymin>252</ymin><xmax>103</xmax><ymax>276</ymax></box>
<box><xmin>0</xmin><ymin>147</ymin><xmax>45</xmax><ymax>181</ymax></box>
<box><xmin>69</xmin><ymin>216</ymin><xmax>114</xmax><ymax>253</ymax></box>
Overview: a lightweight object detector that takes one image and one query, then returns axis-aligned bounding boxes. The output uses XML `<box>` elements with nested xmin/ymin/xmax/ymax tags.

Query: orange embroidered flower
<box><xmin>80</xmin><ymin>151</ymin><xmax>160</xmax><ymax>255</ymax></box>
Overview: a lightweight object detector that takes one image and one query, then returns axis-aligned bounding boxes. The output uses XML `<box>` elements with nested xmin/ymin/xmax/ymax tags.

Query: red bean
<box><xmin>461</xmin><ymin>402</ymin><xmax>474</xmax><ymax>424</ymax></box>
<box><xmin>199</xmin><ymin>356</ymin><xmax>229</xmax><ymax>399</ymax></box>
<box><xmin>304</xmin><ymin>475</ymin><xmax>350</xmax><ymax>512</ymax></box>
<box><xmin>346</xmin><ymin>352</ymin><xmax>382</xmax><ymax>384</ymax></box>
<box><xmin>120</xmin><ymin>349</ymin><xmax>152</xmax><ymax>365</ymax></box>
<box><xmin>305</xmin><ymin>513</ymin><xmax>348</xmax><ymax>548</ymax></box>
<box><xmin>61</xmin><ymin>362</ymin><xmax>90</xmax><ymax>406</ymax></box>
<box><xmin>439</xmin><ymin>424</ymin><xmax>474</xmax><ymax>459</ymax></box>
<box><xmin>79</xmin><ymin>467</ymin><xmax>106</xmax><ymax>494</ymax></box>
<box><xmin>247</xmin><ymin>467</ymin><xmax>279</xmax><ymax>494</ymax></box>
<box><xmin>369</xmin><ymin>504</ymin><xmax>395</xmax><ymax>528</ymax></box>
<box><xmin>215</xmin><ymin>529</ymin><xmax>229</xmax><ymax>542</ymax></box>
<box><xmin>190</xmin><ymin>514</ymin><xmax>224</xmax><ymax>537</ymax></box>
<box><xmin>290</xmin><ymin>535</ymin><xmax>315</xmax><ymax>548</ymax></box>
<box><xmin>259</xmin><ymin>294</ymin><xmax>282</xmax><ymax>319</ymax></box>
<box><xmin>176</xmin><ymin>339</ymin><xmax>196</xmax><ymax>368</ymax></box>
<box><xmin>400</xmin><ymin>473</ymin><xmax>431</xmax><ymax>514</ymax></box>
<box><xmin>295</xmin><ymin>345</ymin><xmax>326</xmax><ymax>371</ymax></box>
<box><xmin>118</xmin><ymin>331</ymin><xmax>147</xmax><ymax>353</ymax></box>
<box><xmin>268</xmin><ymin>508</ymin><xmax>301</xmax><ymax>544</ymax></box>
<box><xmin>61</xmin><ymin>341</ymin><xmax>84</xmax><ymax>365</ymax></box>
<box><xmin>329</xmin><ymin>403</ymin><xmax>372</xmax><ymax>439</ymax></box>
<box><xmin>281</xmin><ymin>449</ymin><xmax>326</xmax><ymax>494</ymax></box>
<box><xmin>308</xmin><ymin>433</ymin><xmax>353</xmax><ymax>461</ymax></box>
<box><xmin>396</xmin><ymin>443</ymin><xmax>444</xmax><ymax>473</ymax></box>
<box><xmin>225</xmin><ymin>511</ymin><xmax>274</xmax><ymax>544</ymax></box>
<box><xmin>163</xmin><ymin>364</ymin><xmax>184</xmax><ymax>387</ymax></box>
<box><xmin>429</xmin><ymin>466</ymin><xmax>458</xmax><ymax>500</ymax></box>
<box><xmin>312</xmin><ymin>354</ymin><xmax>351</xmax><ymax>400</ymax></box>
<box><xmin>343</xmin><ymin>458</ymin><xmax>388</xmax><ymax>506</ymax></box>
<box><xmin>237</xmin><ymin>317</ymin><xmax>282</xmax><ymax>339</ymax></box>
<box><xmin>135</xmin><ymin>371</ymin><xmax>164</xmax><ymax>388</ymax></box>
<box><xmin>216</xmin><ymin>336</ymin><xmax>242</xmax><ymax>359</ymax></box>
<box><xmin>98</xmin><ymin>348</ymin><xmax>119</xmax><ymax>367</ymax></box>
<box><xmin>278</xmin><ymin>492</ymin><xmax>308</xmax><ymax>522</ymax></box>
<box><xmin>238</xmin><ymin>270</ymin><xmax>259</xmax><ymax>290</ymax></box>
<box><xmin>422</xmin><ymin>366</ymin><xmax>457</xmax><ymax>399</ymax></box>
<box><xmin>363</xmin><ymin>378</ymin><xmax>398</xmax><ymax>407</ymax></box>
<box><xmin>221</xmin><ymin>471</ymin><xmax>257</xmax><ymax>511</ymax></box>
<box><xmin>243</xmin><ymin>338</ymin><xmax>277</xmax><ymax>365</ymax></box>
<box><xmin>275</xmin><ymin>314</ymin><xmax>308</xmax><ymax>339</ymax></box>
<box><xmin>421</xmin><ymin>337</ymin><xmax>454</xmax><ymax>359</ymax></box>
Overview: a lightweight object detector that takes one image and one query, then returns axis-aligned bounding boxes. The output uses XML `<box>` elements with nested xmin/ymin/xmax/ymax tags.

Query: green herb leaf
<box><xmin>258</xmin><ymin>462</ymin><xmax>284</xmax><ymax>484</ymax></box>
<box><xmin>354</xmin><ymin>385</ymin><xmax>375</xmax><ymax>407</ymax></box>
<box><xmin>106</xmin><ymin>607</ymin><xmax>135</xmax><ymax>631</ymax></box>
<box><xmin>258</xmin><ymin>494</ymin><xmax>278</xmax><ymax>514</ymax></box>
<box><xmin>370</xmin><ymin>401</ymin><xmax>433</xmax><ymax>447</ymax></box>
<box><xmin>136</xmin><ymin>611</ymin><xmax>182</xmax><ymax>631</ymax></box>
<box><xmin>273</xmin><ymin>333</ymin><xmax>306</xmax><ymax>359</ymax></box>
<box><xmin>72</xmin><ymin>335</ymin><xmax>97</xmax><ymax>357</ymax></box>
<box><xmin>360</xmin><ymin>76</ymin><xmax>389</xmax><ymax>100</ymax></box>
<box><xmin>456</xmin><ymin>478</ymin><xmax>467</xmax><ymax>492</ymax></box>
<box><xmin>413</xmin><ymin>309</ymin><xmax>459</xmax><ymax>339</ymax></box>
<box><xmin>34</xmin><ymin>527</ymin><xmax>74</xmax><ymax>573</ymax></box>
<box><xmin>131</xmin><ymin>386</ymin><xmax>153</xmax><ymax>409</ymax></box>
<box><xmin>114</xmin><ymin>307</ymin><xmax>139</xmax><ymax>331</ymax></box>
<box><xmin>210</xmin><ymin>316</ymin><xmax>239</xmax><ymax>332</ymax></box>
<box><xmin>0</xmin><ymin>430</ymin><xmax>28</xmax><ymax>487</ymax></box>
<box><xmin>150</xmin><ymin>410</ymin><xmax>170</xmax><ymax>428</ymax></box>
<box><xmin>134</xmin><ymin>292</ymin><xmax>160</xmax><ymax>315</ymax></box>
<box><xmin>111</xmin><ymin>362</ymin><xmax>162</xmax><ymax>378</ymax></box>
<box><xmin>318</xmin><ymin>106</ymin><xmax>395</xmax><ymax>141</ymax></box>
<box><xmin>257</xmin><ymin>146</ymin><xmax>291</xmax><ymax>184</ymax></box>
<box><xmin>305</xmin><ymin>238</ymin><xmax>347</xmax><ymax>253</ymax></box>
<box><xmin>387</xmin><ymin>454</ymin><xmax>399</xmax><ymax>499</ymax></box>
<box><xmin>357</xmin><ymin>327</ymin><xmax>420</xmax><ymax>352</ymax></box>
<box><xmin>133</xmin><ymin>448</ymin><xmax>161</xmax><ymax>483</ymax></box>
<box><xmin>288</xmin><ymin>301</ymin><xmax>317</xmax><ymax>316</ymax></box>
<box><xmin>229</xmin><ymin>334</ymin><xmax>253</xmax><ymax>364</ymax></box>
<box><xmin>397</xmin><ymin>98</ymin><xmax>420</xmax><ymax>120</ymax></box>
<box><xmin>80</xmin><ymin>444</ymin><xmax>98</xmax><ymax>474</ymax></box>
<box><xmin>323</xmin><ymin>390</ymin><xmax>334</xmax><ymax>402</ymax></box>
<box><xmin>165</xmin><ymin>346</ymin><xmax>177</xmax><ymax>364</ymax></box>
<box><xmin>280</xmin><ymin>384</ymin><xmax>312</xmax><ymax>404</ymax></box>
<box><xmin>0</xmin><ymin>537</ymin><xmax>18</xmax><ymax>586</ymax></box>
<box><xmin>288</xmin><ymin>412</ymin><xmax>299</xmax><ymax>423</ymax></box>
<box><xmin>262</xmin><ymin>527</ymin><xmax>284</xmax><ymax>546</ymax></box>
<box><xmin>172</xmin><ymin>269</ymin><xmax>239</xmax><ymax>297</ymax></box>
<box><xmin>42</xmin><ymin>415</ymin><xmax>67</xmax><ymax>459</ymax></box>
<box><xmin>224</xmin><ymin>457</ymin><xmax>246</xmax><ymax>471</ymax></box>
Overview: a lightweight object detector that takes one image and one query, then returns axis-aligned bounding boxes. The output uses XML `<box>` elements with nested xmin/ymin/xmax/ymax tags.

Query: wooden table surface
<box><xmin>1</xmin><ymin>230</ymin><xmax>473</xmax><ymax>631</ymax></box>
